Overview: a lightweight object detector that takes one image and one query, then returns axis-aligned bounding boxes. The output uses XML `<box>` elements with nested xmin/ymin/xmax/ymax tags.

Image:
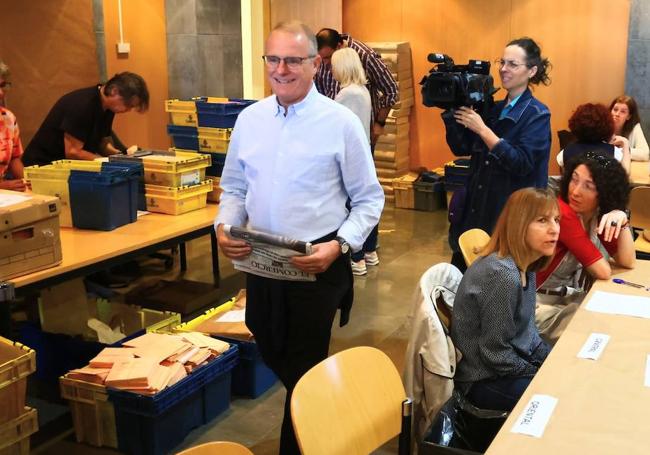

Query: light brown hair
<box><xmin>481</xmin><ymin>187</ymin><xmax>558</xmax><ymax>271</ymax></box>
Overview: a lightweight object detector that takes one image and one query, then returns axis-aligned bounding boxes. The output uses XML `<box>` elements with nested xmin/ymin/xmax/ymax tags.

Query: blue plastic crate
<box><xmin>167</xmin><ymin>125</ymin><xmax>199</xmax><ymax>150</ymax></box>
<box><xmin>195</xmin><ymin>99</ymin><xmax>256</xmax><ymax>128</ymax></box>
<box><xmin>18</xmin><ymin>323</ymin><xmax>107</xmax><ymax>383</ymax></box>
<box><xmin>102</xmin><ymin>161</ymin><xmax>146</xmax><ymax>213</ymax></box>
<box><xmin>201</xmin><ymin>152</ymin><xmax>226</xmax><ymax>177</ymax></box>
<box><xmin>216</xmin><ymin>336</ymin><xmax>277</xmax><ymax>398</ymax></box>
<box><xmin>108</xmin><ymin>345</ymin><xmax>238</xmax><ymax>455</ymax></box>
<box><xmin>69</xmin><ymin>168</ymin><xmax>137</xmax><ymax>230</ymax></box>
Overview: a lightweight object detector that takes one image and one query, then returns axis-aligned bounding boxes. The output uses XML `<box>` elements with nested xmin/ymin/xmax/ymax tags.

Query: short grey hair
<box><xmin>271</xmin><ymin>21</ymin><xmax>318</xmax><ymax>56</ymax></box>
<box><xmin>0</xmin><ymin>60</ymin><xmax>9</xmax><ymax>80</ymax></box>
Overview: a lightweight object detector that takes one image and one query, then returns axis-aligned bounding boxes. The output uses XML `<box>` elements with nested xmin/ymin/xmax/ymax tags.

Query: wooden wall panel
<box><xmin>343</xmin><ymin>0</ymin><xmax>630</xmax><ymax>173</ymax></box>
<box><xmin>103</xmin><ymin>0</ymin><xmax>170</xmax><ymax>150</ymax></box>
<box><xmin>270</xmin><ymin>0</ymin><xmax>342</xmax><ymax>32</ymax></box>
<box><xmin>0</xmin><ymin>0</ymin><xmax>99</xmax><ymax>146</ymax></box>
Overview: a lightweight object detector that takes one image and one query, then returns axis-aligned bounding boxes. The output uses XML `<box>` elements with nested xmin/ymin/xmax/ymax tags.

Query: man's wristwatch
<box><xmin>336</xmin><ymin>236</ymin><xmax>350</xmax><ymax>254</ymax></box>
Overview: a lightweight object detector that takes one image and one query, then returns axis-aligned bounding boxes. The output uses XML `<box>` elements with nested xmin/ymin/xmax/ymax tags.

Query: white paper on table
<box><xmin>577</xmin><ymin>333</ymin><xmax>610</xmax><ymax>360</ymax></box>
<box><xmin>137</xmin><ymin>210</ymin><xmax>151</xmax><ymax>218</ymax></box>
<box><xmin>585</xmin><ymin>291</ymin><xmax>650</xmax><ymax>319</ymax></box>
<box><xmin>645</xmin><ymin>355</ymin><xmax>650</xmax><ymax>388</ymax></box>
<box><xmin>510</xmin><ymin>394</ymin><xmax>558</xmax><ymax>438</ymax></box>
<box><xmin>215</xmin><ymin>309</ymin><xmax>246</xmax><ymax>323</ymax></box>
<box><xmin>0</xmin><ymin>193</ymin><xmax>31</xmax><ymax>207</ymax></box>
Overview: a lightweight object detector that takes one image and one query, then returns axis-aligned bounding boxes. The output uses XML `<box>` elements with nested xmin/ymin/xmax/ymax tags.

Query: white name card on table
<box><xmin>216</xmin><ymin>308</ymin><xmax>246</xmax><ymax>323</ymax></box>
<box><xmin>585</xmin><ymin>291</ymin><xmax>650</xmax><ymax>319</ymax></box>
<box><xmin>645</xmin><ymin>355</ymin><xmax>650</xmax><ymax>388</ymax></box>
<box><xmin>577</xmin><ymin>333</ymin><xmax>610</xmax><ymax>360</ymax></box>
<box><xmin>511</xmin><ymin>394</ymin><xmax>558</xmax><ymax>438</ymax></box>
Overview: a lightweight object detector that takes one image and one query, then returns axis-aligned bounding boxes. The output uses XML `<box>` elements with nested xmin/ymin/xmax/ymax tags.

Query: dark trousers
<box><xmin>351</xmin><ymin>223</ymin><xmax>379</xmax><ymax>261</ymax></box>
<box><xmin>245</xmin><ymin>253</ymin><xmax>352</xmax><ymax>455</ymax></box>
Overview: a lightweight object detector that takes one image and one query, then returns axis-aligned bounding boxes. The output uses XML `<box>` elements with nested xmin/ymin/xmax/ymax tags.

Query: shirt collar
<box><xmin>499</xmin><ymin>88</ymin><xmax>533</xmax><ymax>122</ymax></box>
<box><xmin>273</xmin><ymin>83</ymin><xmax>318</xmax><ymax>117</ymax></box>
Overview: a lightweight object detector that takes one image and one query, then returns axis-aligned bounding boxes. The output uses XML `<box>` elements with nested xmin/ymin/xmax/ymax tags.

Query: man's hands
<box><xmin>216</xmin><ymin>225</ymin><xmax>341</xmax><ymax>274</ymax></box>
<box><xmin>370</xmin><ymin>122</ymin><xmax>385</xmax><ymax>147</ymax></box>
<box><xmin>216</xmin><ymin>224</ymin><xmax>252</xmax><ymax>259</ymax></box>
<box><xmin>291</xmin><ymin>240</ymin><xmax>340</xmax><ymax>274</ymax></box>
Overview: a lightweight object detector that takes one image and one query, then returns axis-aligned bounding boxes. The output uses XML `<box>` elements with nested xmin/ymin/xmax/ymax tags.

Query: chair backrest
<box><xmin>630</xmin><ymin>186</ymin><xmax>650</xmax><ymax>230</ymax></box>
<box><xmin>175</xmin><ymin>441</ymin><xmax>254</xmax><ymax>455</ymax></box>
<box><xmin>291</xmin><ymin>346</ymin><xmax>407</xmax><ymax>455</ymax></box>
<box><xmin>458</xmin><ymin>228</ymin><xmax>490</xmax><ymax>267</ymax></box>
<box><xmin>557</xmin><ymin>129</ymin><xmax>576</xmax><ymax>149</ymax></box>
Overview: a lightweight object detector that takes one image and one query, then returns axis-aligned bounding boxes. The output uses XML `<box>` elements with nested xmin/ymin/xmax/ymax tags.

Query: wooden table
<box><xmin>487</xmin><ymin>265</ymin><xmax>650</xmax><ymax>455</ymax></box>
<box><xmin>630</xmin><ymin>161</ymin><xmax>650</xmax><ymax>186</ymax></box>
<box><xmin>8</xmin><ymin>204</ymin><xmax>220</xmax><ymax>295</ymax></box>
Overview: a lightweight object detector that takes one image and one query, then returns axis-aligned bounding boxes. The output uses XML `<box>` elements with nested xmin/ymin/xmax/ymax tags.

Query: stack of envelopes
<box><xmin>65</xmin><ymin>332</ymin><xmax>230</xmax><ymax>395</ymax></box>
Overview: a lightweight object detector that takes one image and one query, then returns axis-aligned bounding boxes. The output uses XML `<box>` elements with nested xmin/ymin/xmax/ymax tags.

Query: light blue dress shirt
<box><xmin>215</xmin><ymin>84</ymin><xmax>384</xmax><ymax>252</ymax></box>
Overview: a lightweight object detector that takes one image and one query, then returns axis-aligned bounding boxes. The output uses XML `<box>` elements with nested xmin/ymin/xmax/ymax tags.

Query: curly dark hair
<box><xmin>507</xmin><ymin>37</ymin><xmax>551</xmax><ymax>86</ymax></box>
<box><xmin>559</xmin><ymin>151</ymin><xmax>630</xmax><ymax>215</ymax></box>
<box><xmin>568</xmin><ymin>103</ymin><xmax>614</xmax><ymax>143</ymax></box>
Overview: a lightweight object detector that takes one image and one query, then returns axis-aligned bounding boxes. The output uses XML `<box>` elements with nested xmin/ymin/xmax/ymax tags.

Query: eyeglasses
<box><xmin>495</xmin><ymin>59</ymin><xmax>527</xmax><ymax>70</ymax></box>
<box><xmin>0</xmin><ymin>81</ymin><xmax>12</xmax><ymax>90</ymax></box>
<box><xmin>584</xmin><ymin>151</ymin><xmax>613</xmax><ymax>168</ymax></box>
<box><xmin>262</xmin><ymin>55</ymin><xmax>316</xmax><ymax>69</ymax></box>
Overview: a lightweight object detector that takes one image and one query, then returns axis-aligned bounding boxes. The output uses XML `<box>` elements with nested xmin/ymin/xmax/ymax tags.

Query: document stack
<box><xmin>368</xmin><ymin>41</ymin><xmax>414</xmax><ymax>205</ymax></box>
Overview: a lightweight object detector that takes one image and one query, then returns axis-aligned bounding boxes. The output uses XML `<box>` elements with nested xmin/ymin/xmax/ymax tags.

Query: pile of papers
<box><xmin>65</xmin><ymin>332</ymin><xmax>230</xmax><ymax>395</ymax></box>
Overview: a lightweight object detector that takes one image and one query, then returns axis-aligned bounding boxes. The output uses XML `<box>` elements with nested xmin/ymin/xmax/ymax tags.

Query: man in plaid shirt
<box><xmin>315</xmin><ymin>28</ymin><xmax>398</xmax><ymax>147</ymax></box>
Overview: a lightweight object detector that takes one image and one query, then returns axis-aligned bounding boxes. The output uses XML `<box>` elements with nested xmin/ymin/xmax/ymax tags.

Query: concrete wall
<box><xmin>627</xmin><ymin>0</ymin><xmax>650</xmax><ymax>137</ymax></box>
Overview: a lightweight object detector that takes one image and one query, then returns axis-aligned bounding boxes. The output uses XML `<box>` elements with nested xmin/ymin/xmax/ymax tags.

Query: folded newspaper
<box><xmin>223</xmin><ymin>225</ymin><xmax>315</xmax><ymax>281</ymax></box>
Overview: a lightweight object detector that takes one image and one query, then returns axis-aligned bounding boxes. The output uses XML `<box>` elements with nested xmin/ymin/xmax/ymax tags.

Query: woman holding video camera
<box><xmin>444</xmin><ymin>37</ymin><xmax>551</xmax><ymax>271</ymax></box>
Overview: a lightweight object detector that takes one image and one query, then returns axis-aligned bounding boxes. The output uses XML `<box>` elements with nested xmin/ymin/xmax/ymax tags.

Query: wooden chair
<box><xmin>629</xmin><ymin>186</ymin><xmax>650</xmax><ymax>254</ymax></box>
<box><xmin>458</xmin><ymin>228</ymin><xmax>490</xmax><ymax>267</ymax></box>
<box><xmin>291</xmin><ymin>346</ymin><xmax>411</xmax><ymax>455</ymax></box>
<box><xmin>175</xmin><ymin>441</ymin><xmax>254</xmax><ymax>455</ymax></box>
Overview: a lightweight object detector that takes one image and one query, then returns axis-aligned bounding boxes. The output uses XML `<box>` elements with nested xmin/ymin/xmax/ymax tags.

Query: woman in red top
<box><xmin>536</xmin><ymin>152</ymin><xmax>635</xmax><ymax>343</ymax></box>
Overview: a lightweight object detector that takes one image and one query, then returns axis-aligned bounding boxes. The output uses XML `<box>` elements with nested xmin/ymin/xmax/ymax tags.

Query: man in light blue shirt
<box><xmin>214</xmin><ymin>21</ymin><xmax>383</xmax><ymax>455</ymax></box>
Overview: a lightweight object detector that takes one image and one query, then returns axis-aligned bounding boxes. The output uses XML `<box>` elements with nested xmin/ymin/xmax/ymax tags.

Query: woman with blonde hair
<box><xmin>452</xmin><ymin>188</ymin><xmax>558</xmax><ymax>427</ymax></box>
<box><xmin>332</xmin><ymin>47</ymin><xmax>377</xmax><ymax>275</ymax></box>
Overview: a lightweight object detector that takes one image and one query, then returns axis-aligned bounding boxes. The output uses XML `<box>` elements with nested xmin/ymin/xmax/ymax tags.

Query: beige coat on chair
<box><xmin>403</xmin><ymin>263</ymin><xmax>462</xmax><ymax>446</ymax></box>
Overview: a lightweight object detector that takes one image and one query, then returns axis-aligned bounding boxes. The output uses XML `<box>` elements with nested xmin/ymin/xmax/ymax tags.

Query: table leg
<box><xmin>180</xmin><ymin>242</ymin><xmax>187</xmax><ymax>271</ymax></box>
<box><xmin>210</xmin><ymin>230</ymin><xmax>220</xmax><ymax>288</ymax></box>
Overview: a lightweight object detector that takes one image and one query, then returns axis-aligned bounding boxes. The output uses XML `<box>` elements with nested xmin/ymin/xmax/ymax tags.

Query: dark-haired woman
<box><xmin>536</xmin><ymin>152</ymin><xmax>635</xmax><ymax>343</ymax></box>
<box><xmin>443</xmin><ymin>37</ymin><xmax>552</xmax><ymax>271</ymax></box>
<box><xmin>556</xmin><ymin>103</ymin><xmax>631</xmax><ymax>173</ymax></box>
<box><xmin>610</xmin><ymin>95</ymin><xmax>649</xmax><ymax>161</ymax></box>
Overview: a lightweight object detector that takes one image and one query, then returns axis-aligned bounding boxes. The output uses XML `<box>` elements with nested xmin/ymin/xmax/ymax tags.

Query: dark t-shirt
<box><xmin>23</xmin><ymin>85</ymin><xmax>114</xmax><ymax>166</ymax></box>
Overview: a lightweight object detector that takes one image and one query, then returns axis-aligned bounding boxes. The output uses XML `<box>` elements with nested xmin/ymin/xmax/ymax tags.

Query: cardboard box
<box><xmin>0</xmin><ymin>190</ymin><xmax>62</xmax><ymax>281</ymax></box>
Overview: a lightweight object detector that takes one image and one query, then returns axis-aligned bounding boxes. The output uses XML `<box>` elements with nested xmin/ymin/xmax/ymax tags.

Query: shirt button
<box><xmin>478</xmin><ymin>184</ymin><xmax>483</xmax><ymax>189</ymax></box>
<box><xmin>484</xmin><ymin>160</ymin><xmax>489</xmax><ymax>165</ymax></box>
<box><xmin>471</xmin><ymin>208</ymin><xmax>475</xmax><ymax>213</ymax></box>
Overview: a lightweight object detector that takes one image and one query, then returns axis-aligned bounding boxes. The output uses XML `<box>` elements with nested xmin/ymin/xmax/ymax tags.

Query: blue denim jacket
<box><xmin>443</xmin><ymin>88</ymin><xmax>551</xmax><ymax>250</ymax></box>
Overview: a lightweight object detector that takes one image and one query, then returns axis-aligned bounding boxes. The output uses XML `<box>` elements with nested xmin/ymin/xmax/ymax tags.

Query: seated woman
<box><xmin>536</xmin><ymin>152</ymin><xmax>635</xmax><ymax>343</ymax></box>
<box><xmin>610</xmin><ymin>95</ymin><xmax>649</xmax><ymax>161</ymax></box>
<box><xmin>0</xmin><ymin>59</ymin><xmax>25</xmax><ymax>191</ymax></box>
<box><xmin>557</xmin><ymin>103</ymin><xmax>631</xmax><ymax>173</ymax></box>
<box><xmin>451</xmin><ymin>187</ymin><xmax>557</xmax><ymax>416</ymax></box>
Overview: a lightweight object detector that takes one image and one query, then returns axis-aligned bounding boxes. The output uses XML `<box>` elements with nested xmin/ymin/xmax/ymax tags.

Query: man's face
<box><xmin>318</xmin><ymin>46</ymin><xmax>336</xmax><ymax>65</ymax></box>
<box><xmin>265</xmin><ymin>30</ymin><xmax>320</xmax><ymax>108</ymax></box>
<box><xmin>103</xmin><ymin>88</ymin><xmax>136</xmax><ymax>114</ymax></box>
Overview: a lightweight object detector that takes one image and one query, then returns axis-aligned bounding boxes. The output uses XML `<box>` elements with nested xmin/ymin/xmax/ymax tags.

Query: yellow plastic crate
<box><xmin>145</xmin><ymin>180</ymin><xmax>213</xmax><ymax>215</ymax></box>
<box><xmin>59</xmin><ymin>377</ymin><xmax>116</xmax><ymax>448</ymax></box>
<box><xmin>197</xmin><ymin>127</ymin><xmax>231</xmax><ymax>153</ymax></box>
<box><xmin>170</xmin><ymin>298</ymin><xmax>236</xmax><ymax>334</ymax></box>
<box><xmin>165</xmin><ymin>99</ymin><xmax>198</xmax><ymax>127</ymax></box>
<box><xmin>0</xmin><ymin>407</ymin><xmax>38</xmax><ymax>455</ymax></box>
<box><xmin>140</xmin><ymin>151</ymin><xmax>210</xmax><ymax>187</ymax></box>
<box><xmin>0</xmin><ymin>338</ymin><xmax>36</xmax><ymax>427</ymax></box>
<box><xmin>24</xmin><ymin>161</ymin><xmax>102</xmax><ymax>227</ymax></box>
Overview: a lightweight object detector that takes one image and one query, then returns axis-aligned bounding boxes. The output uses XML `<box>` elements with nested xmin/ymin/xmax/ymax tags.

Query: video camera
<box><xmin>420</xmin><ymin>53</ymin><xmax>498</xmax><ymax>111</ymax></box>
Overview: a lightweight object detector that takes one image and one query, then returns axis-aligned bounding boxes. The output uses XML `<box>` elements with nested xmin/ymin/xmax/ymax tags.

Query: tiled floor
<box><xmin>37</xmin><ymin>206</ymin><xmax>451</xmax><ymax>454</ymax></box>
